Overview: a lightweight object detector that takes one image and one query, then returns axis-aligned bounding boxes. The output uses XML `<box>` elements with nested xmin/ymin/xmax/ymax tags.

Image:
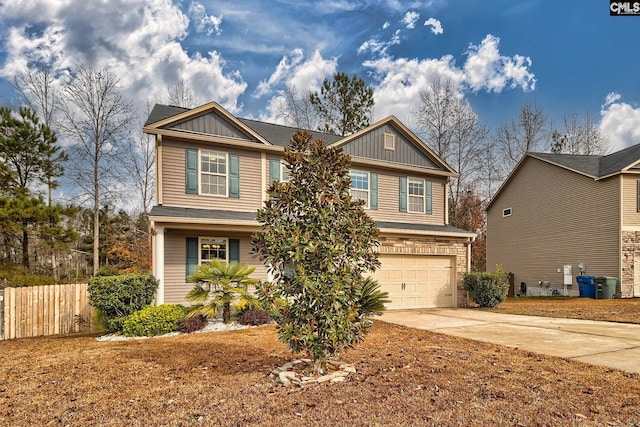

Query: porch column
<box><xmin>154</xmin><ymin>226</ymin><xmax>165</xmax><ymax>305</ymax></box>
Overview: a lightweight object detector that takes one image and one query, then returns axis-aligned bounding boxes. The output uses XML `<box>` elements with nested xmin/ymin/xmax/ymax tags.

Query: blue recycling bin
<box><xmin>576</xmin><ymin>275</ymin><xmax>595</xmax><ymax>298</ymax></box>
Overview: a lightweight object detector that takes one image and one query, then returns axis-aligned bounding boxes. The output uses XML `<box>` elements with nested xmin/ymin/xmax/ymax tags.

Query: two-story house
<box><xmin>486</xmin><ymin>147</ymin><xmax>640</xmax><ymax>298</ymax></box>
<box><xmin>143</xmin><ymin>102</ymin><xmax>476</xmax><ymax>309</ymax></box>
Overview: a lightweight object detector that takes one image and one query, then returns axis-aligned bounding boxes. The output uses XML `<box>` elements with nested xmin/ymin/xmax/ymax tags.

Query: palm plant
<box><xmin>356</xmin><ymin>277</ymin><xmax>390</xmax><ymax>318</ymax></box>
<box><xmin>186</xmin><ymin>260</ymin><xmax>260</xmax><ymax>323</ymax></box>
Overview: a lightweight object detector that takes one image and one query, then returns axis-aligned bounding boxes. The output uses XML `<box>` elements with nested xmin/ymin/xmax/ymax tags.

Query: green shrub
<box><xmin>179</xmin><ymin>314</ymin><xmax>208</xmax><ymax>333</ymax></box>
<box><xmin>122</xmin><ymin>304</ymin><xmax>187</xmax><ymax>337</ymax></box>
<box><xmin>463</xmin><ymin>266</ymin><xmax>509</xmax><ymax>308</ymax></box>
<box><xmin>237</xmin><ymin>308</ymin><xmax>271</xmax><ymax>326</ymax></box>
<box><xmin>0</xmin><ymin>264</ymin><xmax>57</xmax><ymax>288</ymax></box>
<box><xmin>88</xmin><ymin>274</ymin><xmax>158</xmax><ymax>332</ymax></box>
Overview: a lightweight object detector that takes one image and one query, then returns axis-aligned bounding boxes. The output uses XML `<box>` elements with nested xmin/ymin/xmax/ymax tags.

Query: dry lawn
<box><xmin>490</xmin><ymin>297</ymin><xmax>640</xmax><ymax>324</ymax></box>
<box><xmin>2</xmin><ymin>314</ymin><xmax>640</xmax><ymax>426</ymax></box>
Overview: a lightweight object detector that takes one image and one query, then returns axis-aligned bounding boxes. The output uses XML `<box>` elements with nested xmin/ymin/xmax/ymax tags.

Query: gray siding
<box><xmin>169</xmin><ymin>111</ymin><xmax>255</xmax><ymax>141</ymax></box>
<box><xmin>487</xmin><ymin>157</ymin><xmax>620</xmax><ymax>290</ymax></box>
<box><xmin>161</xmin><ymin>137</ymin><xmax>263</xmax><ymax>210</ymax></box>
<box><xmin>622</xmin><ymin>174</ymin><xmax>640</xmax><ymax>227</ymax></box>
<box><xmin>341</xmin><ymin>124</ymin><xmax>440</xmax><ymax>170</ymax></box>
<box><xmin>163</xmin><ymin>229</ymin><xmax>267</xmax><ymax>305</ymax></box>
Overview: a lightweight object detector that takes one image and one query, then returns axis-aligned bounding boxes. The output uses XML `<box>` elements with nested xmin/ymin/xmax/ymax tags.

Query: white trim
<box><xmin>199</xmin><ymin>150</ymin><xmax>229</xmax><ymax>197</ymax></box>
<box><xmin>502</xmin><ymin>207</ymin><xmax>512</xmax><ymax>217</ymax></box>
<box><xmin>198</xmin><ymin>236</ymin><xmax>229</xmax><ymax>264</ymax></box>
<box><xmin>383</xmin><ymin>133</ymin><xmax>395</xmax><ymax>151</ymax></box>
<box><xmin>407</xmin><ymin>177</ymin><xmax>425</xmax><ymax>214</ymax></box>
<box><xmin>350</xmin><ymin>170</ymin><xmax>370</xmax><ymax>209</ymax></box>
<box><xmin>154</xmin><ymin>226</ymin><xmax>165</xmax><ymax>305</ymax></box>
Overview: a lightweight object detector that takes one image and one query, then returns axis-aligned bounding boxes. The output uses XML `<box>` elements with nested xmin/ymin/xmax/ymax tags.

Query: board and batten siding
<box><xmin>161</xmin><ymin>138</ymin><xmax>264</xmax><ymax>211</ymax></box>
<box><xmin>341</xmin><ymin>124</ymin><xmax>440</xmax><ymax>169</ymax></box>
<box><xmin>265</xmin><ymin>156</ymin><xmax>447</xmax><ymax>226</ymax></box>
<box><xmin>170</xmin><ymin>111</ymin><xmax>254</xmax><ymax>140</ymax></box>
<box><xmin>162</xmin><ymin>229</ymin><xmax>267</xmax><ymax>305</ymax></box>
<box><xmin>487</xmin><ymin>157</ymin><xmax>620</xmax><ymax>289</ymax></box>
<box><xmin>622</xmin><ymin>174</ymin><xmax>640</xmax><ymax>227</ymax></box>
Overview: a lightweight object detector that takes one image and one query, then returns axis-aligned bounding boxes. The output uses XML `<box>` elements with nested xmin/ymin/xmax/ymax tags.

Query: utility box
<box><xmin>563</xmin><ymin>265</ymin><xmax>573</xmax><ymax>286</ymax></box>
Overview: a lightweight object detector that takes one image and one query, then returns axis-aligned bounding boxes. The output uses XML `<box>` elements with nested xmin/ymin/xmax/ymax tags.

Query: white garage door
<box><xmin>373</xmin><ymin>255</ymin><xmax>455</xmax><ymax>309</ymax></box>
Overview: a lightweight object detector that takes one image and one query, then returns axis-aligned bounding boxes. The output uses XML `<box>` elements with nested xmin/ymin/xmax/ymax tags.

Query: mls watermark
<box><xmin>610</xmin><ymin>1</ymin><xmax>640</xmax><ymax>15</ymax></box>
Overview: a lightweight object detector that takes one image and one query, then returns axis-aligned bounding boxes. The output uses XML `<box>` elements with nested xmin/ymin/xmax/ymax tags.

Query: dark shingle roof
<box><xmin>144</xmin><ymin>103</ymin><xmax>343</xmax><ymax>146</ymax></box>
<box><xmin>531</xmin><ymin>144</ymin><xmax>640</xmax><ymax>179</ymax></box>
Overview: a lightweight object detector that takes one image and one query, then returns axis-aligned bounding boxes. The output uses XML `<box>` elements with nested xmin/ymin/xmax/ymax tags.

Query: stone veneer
<box><xmin>378</xmin><ymin>235</ymin><xmax>471</xmax><ymax>307</ymax></box>
<box><xmin>620</xmin><ymin>231</ymin><xmax>640</xmax><ymax>298</ymax></box>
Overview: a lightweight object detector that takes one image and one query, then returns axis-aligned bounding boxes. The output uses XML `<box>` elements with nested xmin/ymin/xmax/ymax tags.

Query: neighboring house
<box><xmin>486</xmin><ymin>146</ymin><xmax>640</xmax><ymax>298</ymax></box>
<box><xmin>143</xmin><ymin>102</ymin><xmax>476</xmax><ymax>309</ymax></box>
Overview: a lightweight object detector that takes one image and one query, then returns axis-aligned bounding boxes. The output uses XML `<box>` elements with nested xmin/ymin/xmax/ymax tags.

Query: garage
<box><xmin>373</xmin><ymin>254</ymin><xmax>456</xmax><ymax>309</ymax></box>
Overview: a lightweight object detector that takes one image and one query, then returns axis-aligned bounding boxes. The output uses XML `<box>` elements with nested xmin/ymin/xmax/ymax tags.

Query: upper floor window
<box><xmin>185</xmin><ymin>149</ymin><xmax>239</xmax><ymax>198</ymax></box>
<box><xmin>200</xmin><ymin>151</ymin><xmax>227</xmax><ymax>196</ymax></box>
<box><xmin>384</xmin><ymin>133</ymin><xmax>396</xmax><ymax>151</ymax></box>
<box><xmin>408</xmin><ymin>178</ymin><xmax>425</xmax><ymax>213</ymax></box>
<box><xmin>350</xmin><ymin>170</ymin><xmax>370</xmax><ymax>208</ymax></box>
<box><xmin>281</xmin><ymin>163</ymin><xmax>291</xmax><ymax>182</ymax></box>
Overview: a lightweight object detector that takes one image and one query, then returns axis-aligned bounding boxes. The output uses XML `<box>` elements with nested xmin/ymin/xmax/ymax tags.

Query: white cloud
<box><xmin>402</xmin><ymin>11</ymin><xmax>420</xmax><ymax>29</ymax></box>
<box><xmin>383</xmin><ymin>21</ymin><xmax>390</xmax><ymax>29</ymax></box>
<box><xmin>364</xmin><ymin>55</ymin><xmax>465</xmax><ymax>124</ymax></box>
<box><xmin>600</xmin><ymin>93</ymin><xmax>640</xmax><ymax>151</ymax></box>
<box><xmin>0</xmin><ymin>0</ymin><xmax>246</xmax><ymax>114</ymax></box>
<box><xmin>424</xmin><ymin>17</ymin><xmax>443</xmax><ymax>35</ymax></box>
<box><xmin>358</xmin><ymin>30</ymin><xmax>401</xmax><ymax>56</ymax></box>
<box><xmin>259</xmin><ymin>49</ymin><xmax>337</xmax><ymax>123</ymax></box>
<box><xmin>464</xmin><ymin>34</ymin><xmax>535</xmax><ymax>93</ymax></box>
<box><xmin>188</xmin><ymin>1</ymin><xmax>223</xmax><ymax>35</ymax></box>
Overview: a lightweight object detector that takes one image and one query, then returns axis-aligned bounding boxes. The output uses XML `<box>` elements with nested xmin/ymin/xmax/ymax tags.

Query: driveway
<box><xmin>379</xmin><ymin>308</ymin><xmax>640</xmax><ymax>374</ymax></box>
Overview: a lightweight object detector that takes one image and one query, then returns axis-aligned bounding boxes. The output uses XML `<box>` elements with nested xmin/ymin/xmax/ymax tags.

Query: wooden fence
<box><xmin>1</xmin><ymin>283</ymin><xmax>97</xmax><ymax>340</ymax></box>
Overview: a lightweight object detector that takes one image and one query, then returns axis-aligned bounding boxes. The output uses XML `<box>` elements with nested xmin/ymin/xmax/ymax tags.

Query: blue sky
<box><xmin>0</xmin><ymin>0</ymin><xmax>639</xmax><ymax>151</ymax></box>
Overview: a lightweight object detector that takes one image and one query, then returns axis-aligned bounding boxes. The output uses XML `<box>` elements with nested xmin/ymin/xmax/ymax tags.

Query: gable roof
<box><xmin>144</xmin><ymin>102</ymin><xmax>456</xmax><ymax>175</ymax></box>
<box><xmin>487</xmin><ymin>143</ymin><xmax>640</xmax><ymax>211</ymax></box>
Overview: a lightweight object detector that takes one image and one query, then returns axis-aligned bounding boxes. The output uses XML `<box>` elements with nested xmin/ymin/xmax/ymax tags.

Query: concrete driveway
<box><xmin>379</xmin><ymin>309</ymin><xmax>640</xmax><ymax>374</ymax></box>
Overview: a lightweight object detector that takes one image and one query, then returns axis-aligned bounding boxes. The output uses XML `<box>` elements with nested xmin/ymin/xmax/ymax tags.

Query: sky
<box><xmin>0</xmin><ymin>0</ymin><xmax>639</xmax><ymax>152</ymax></box>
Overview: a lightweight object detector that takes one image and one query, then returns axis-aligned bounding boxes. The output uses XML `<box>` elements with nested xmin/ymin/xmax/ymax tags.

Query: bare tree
<box><xmin>167</xmin><ymin>79</ymin><xmax>201</xmax><ymax>108</ymax></box>
<box><xmin>412</xmin><ymin>78</ymin><xmax>491</xmax><ymax>210</ymax></box>
<box><xmin>58</xmin><ymin>65</ymin><xmax>136</xmax><ymax>275</ymax></box>
<box><xmin>494</xmin><ymin>100</ymin><xmax>547</xmax><ymax>173</ymax></box>
<box><xmin>274</xmin><ymin>85</ymin><xmax>318</xmax><ymax>130</ymax></box>
<box><xmin>129</xmin><ymin>106</ymin><xmax>156</xmax><ymax>214</ymax></box>
<box><xmin>550</xmin><ymin>112</ymin><xmax>611</xmax><ymax>155</ymax></box>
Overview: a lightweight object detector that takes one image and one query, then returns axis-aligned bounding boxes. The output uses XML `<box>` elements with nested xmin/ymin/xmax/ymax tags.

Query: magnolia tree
<box><xmin>252</xmin><ymin>130</ymin><xmax>385</xmax><ymax>374</ymax></box>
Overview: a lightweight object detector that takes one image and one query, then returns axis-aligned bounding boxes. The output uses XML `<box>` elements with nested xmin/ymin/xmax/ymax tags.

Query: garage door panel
<box><xmin>373</xmin><ymin>255</ymin><xmax>455</xmax><ymax>309</ymax></box>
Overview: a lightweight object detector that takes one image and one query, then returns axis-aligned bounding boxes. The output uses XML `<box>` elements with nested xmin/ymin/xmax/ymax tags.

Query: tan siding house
<box><xmin>144</xmin><ymin>102</ymin><xmax>476</xmax><ymax>307</ymax></box>
<box><xmin>487</xmin><ymin>148</ymin><xmax>640</xmax><ymax>298</ymax></box>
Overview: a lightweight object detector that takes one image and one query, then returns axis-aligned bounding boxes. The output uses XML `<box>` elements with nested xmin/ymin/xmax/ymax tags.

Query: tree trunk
<box><xmin>22</xmin><ymin>221</ymin><xmax>29</xmax><ymax>268</ymax></box>
<box><xmin>223</xmin><ymin>302</ymin><xmax>231</xmax><ymax>324</ymax></box>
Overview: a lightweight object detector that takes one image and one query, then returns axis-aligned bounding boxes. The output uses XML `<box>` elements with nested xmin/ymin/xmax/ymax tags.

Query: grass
<box><xmin>1</xmin><ymin>299</ymin><xmax>640</xmax><ymax>426</ymax></box>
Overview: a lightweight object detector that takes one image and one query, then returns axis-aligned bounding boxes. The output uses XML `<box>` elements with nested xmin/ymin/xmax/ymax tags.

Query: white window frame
<box><xmin>503</xmin><ymin>208</ymin><xmax>512</xmax><ymax>217</ymax></box>
<box><xmin>407</xmin><ymin>177</ymin><xmax>425</xmax><ymax>213</ymax></box>
<box><xmin>198</xmin><ymin>237</ymin><xmax>229</xmax><ymax>264</ymax></box>
<box><xmin>199</xmin><ymin>150</ymin><xmax>228</xmax><ymax>197</ymax></box>
<box><xmin>281</xmin><ymin>162</ymin><xmax>291</xmax><ymax>182</ymax></box>
<box><xmin>384</xmin><ymin>133</ymin><xmax>395</xmax><ymax>151</ymax></box>
<box><xmin>350</xmin><ymin>170</ymin><xmax>370</xmax><ymax>209</ymax></box>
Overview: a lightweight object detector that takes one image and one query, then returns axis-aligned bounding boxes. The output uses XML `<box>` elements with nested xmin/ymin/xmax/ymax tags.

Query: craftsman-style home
<box><xmin>143</xmin><ymin>102</ymin><xmax>476</xmax><ymax>308</ymax></box>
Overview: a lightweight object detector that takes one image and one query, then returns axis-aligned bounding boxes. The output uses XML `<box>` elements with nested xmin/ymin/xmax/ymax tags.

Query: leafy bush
<box><xmin>356</xmin><ymin>277</ymin><xmax>390</xmax><ymax>317</ymax></box>
<box><xmin>463</xmin><ymin>266</ymin><xmax>509</xmax><ymax>308</ymax></box>
<box><xmin>95</xmin><ymin>265</ymin><xmax>119</xmax><ymax>277</ymax></box>
<box><xmin>122</xmin><ymin>304</ymin><xmax>187</xmax><ymax>337</ymax></box>
<box><xmin>237</xmin><ymin>308</ymin><xmax>271</xmax><ymax>326</ymax></box>
<box><xmin>88</xmin><ymin>274</ymin><xmax>158</xmax><ymax>332</ymax></box>
<box><xmin>179</xmin><ymin>314</ymin><xmax>208</xmax><ymax>333</ymax></box>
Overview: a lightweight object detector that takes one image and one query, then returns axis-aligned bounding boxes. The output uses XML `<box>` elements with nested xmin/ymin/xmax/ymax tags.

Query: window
<box><xmin>200</xmin><ymin>238</ymin><xmax>228</xmax><ymax>263</ymax></box>
<box><xmin>200</xmin><ymin>151</ymin><xmax>227</xmax><ymax>196</ymax></box>
<box><xmin>408</xmin><ymin>178</ymin><xmax>425</xmax><ymax>213</ymax></box>
<box><xmin>503</xmin><ymin>208</ymin><xmax>512</xmax><ymax>217</ymax></box>
<box><xmin>350</xmin><ymin>171</ymin><xmax>369</xmax><ymax>208</ymax></box>
<box><xmin>281</xmin><ymin>163</ymin><xmax>291</xmax><ymax>182</ymax></box>
<box><xmin>384</xmin><ymin>133</ymin><xmax>395</xmax><ymax>151</ymax></box>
